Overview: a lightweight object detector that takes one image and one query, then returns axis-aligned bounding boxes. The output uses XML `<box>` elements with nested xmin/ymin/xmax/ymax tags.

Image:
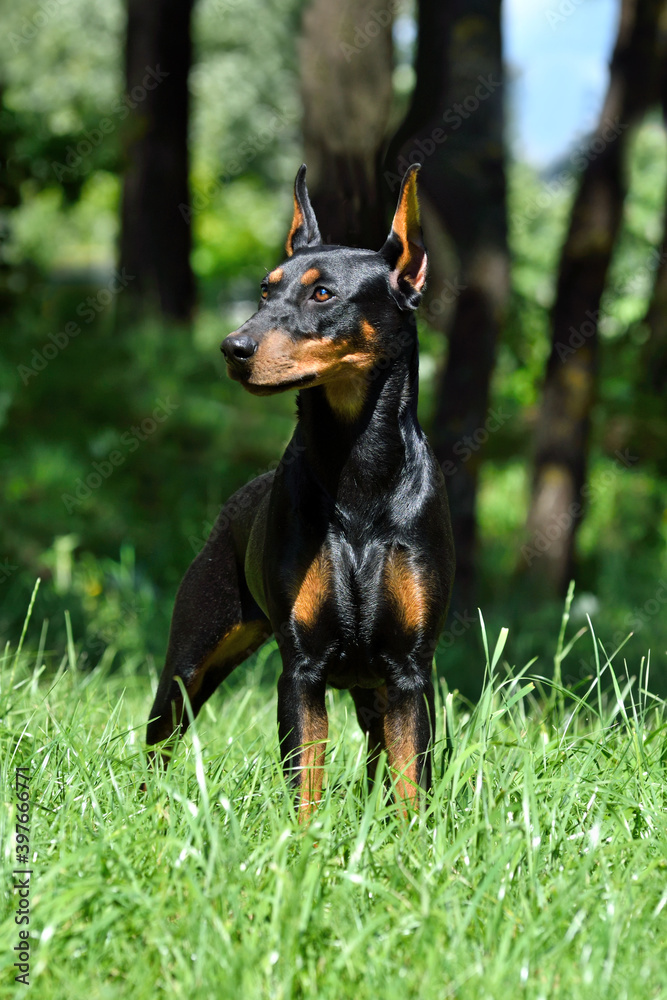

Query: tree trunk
<box><xmin>386</xmin><ymin>0</ymin><xmax>509</xmax><ymax>606</ymax></box>
<box><xmin>642</xmin><ymin>237</ymin><xmax>667</xmax><ymax>400</ymax></box>
<box><xmin>299</xmin><ymin>0</ymin><xmax>394</xmax><ymax>248</ymax></box>
<box><xmin>119</xmin><ymin>0</ymin><xmax>196</xmax><ymax>322</ymax></box>
<box><xmin>524</xmin><ymin>0</ymin><xmax>664</xmax><ymax>593</ymax></box>
<box><xmin>640</xmin><ymin>62</ymin><xmax>667</xmax><ymax>402</ymax></box>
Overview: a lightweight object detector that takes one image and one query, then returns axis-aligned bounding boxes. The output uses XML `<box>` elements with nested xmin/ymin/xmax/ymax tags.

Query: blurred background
<box><xmin>1</xmin><ymin>0</ymin><xmax>665</xmax><ymax>698</ymax></box>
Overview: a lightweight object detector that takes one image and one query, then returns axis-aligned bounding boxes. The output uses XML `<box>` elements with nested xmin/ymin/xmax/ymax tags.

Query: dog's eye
<box><xmin>260</xmin><ymin>286</ymin><xmax>268</xmax><ymax>300</ymax></box>
<box><xmin>312</xmin><ymin>286</ymin><xmax>333</xmax><ymax>302</ymax></box>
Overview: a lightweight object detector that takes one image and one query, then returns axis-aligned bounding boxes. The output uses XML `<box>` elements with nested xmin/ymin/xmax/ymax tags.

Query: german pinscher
<box><xmin>146</xmin><ymin>164</ymin><xmax>454</xmax><ymax>814</ymax></box>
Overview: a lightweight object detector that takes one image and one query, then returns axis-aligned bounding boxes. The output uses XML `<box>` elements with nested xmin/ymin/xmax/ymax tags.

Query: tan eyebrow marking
<box><xmin>268</xmin><ymin>267</ymin><xmax>284</xmax><ymax>283</ymax></box>
<box><xmin>301</xmin><ymin>267</ymin><xmax>321</xmax><ymax>286</ymax></box>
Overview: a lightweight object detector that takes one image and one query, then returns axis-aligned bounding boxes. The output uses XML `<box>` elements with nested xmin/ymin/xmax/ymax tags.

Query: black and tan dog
<box><xmin>146</xmin><ymin>164</ymin><xmax>454</xmax><ymax>814</ymax></box>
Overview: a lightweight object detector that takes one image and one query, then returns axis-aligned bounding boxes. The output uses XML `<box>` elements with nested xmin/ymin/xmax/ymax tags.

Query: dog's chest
<box><xmin>329</xmin><ymin>534</ymin><xmax>386</xmax><ymax>630</ymax></box>
<box><xmin>303</xmin><ymin>531</ymin><xmax>428</xmax><ymax>688</ymax></box>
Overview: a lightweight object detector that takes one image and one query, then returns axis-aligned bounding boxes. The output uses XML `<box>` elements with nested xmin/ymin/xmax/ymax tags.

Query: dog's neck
<box><xmin>294</xmin><ymin>326</ymin><xmax>422</xmax><ymax>502</ymax></box>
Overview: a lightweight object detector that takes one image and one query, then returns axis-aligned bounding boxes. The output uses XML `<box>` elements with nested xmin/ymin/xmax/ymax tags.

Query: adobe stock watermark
<box><xmin>84</xmin><ymin>598</ymin><xmax>141</xmax><ymax>660</ymax></box>
<box><xmin>384</xmin><ymin>75</ymin><xmax>502</xmax><ymax>192</ymax></box>
<box><xmin>180</xmin><ymin>110</ymin><xmax>298</xmax><ymax>223</ymax></box>
<box><xmin>521</xmin><ymin>449</ymin><xmax>639</xmax><ymax>567</ymax></box>
<box><xmin>17</xmin><ymin>270</ymin><xmax>135</xmax><ymax>386</ymax></box>
<box><xmin>615</xmin><ymin>244</ymin><xmax>667</xmax><ymax>297</ymax></box>
<box><xmin>554</xmin><ymin>245</ymin><xmax>667</xmax><ymax>363</ymax></box>
<box><xmin>350</xmin><ymin>613</ymin><xmax>477</xmax><ymax>729</ymax></box>
<box><xmin>340</xmin><ymin>3</ymin><xmax>398</xmax><ymax>62</ymax></box>
<box><xmin>51</xmin><ymin>66</ymin><xmax>170</xmax><ymax>182</ymax></box>
<box><xmin>440</xmin><ymin>406</ymin><xmax>511</xmax><ymax>477</ymax></box>
<box><xmin>61</xmin><ymin>398</ymin><xmax>179</xmax><ymax>513</ymax></box>
<box><xmin>572</xmin><ymin>579</ymin><xmax>667</xmax><ymax>682</ymax></box>
<box><xmin>514</xmin><ymin>117</ymin><xmax>628</xmax><ymax>233</ymax></box>
<box><xmin>9</xmin><ymin>0</ymin><xmax>72</xmax><ymax>52</ymax></box>
<box><xmin>612</xmin><ymin>579</ymin><xmax>667</xmax><ymax>646</ymax></box>
<box><xmin>546</xmin><ymin>0</ymin><xmax>586</xmax><ymax>30</ymax></box>
<box><xmin>13</xmin><ymin>766</ymin><xmax>33</xmax><ymax>985</ymax></box>
<box><xmin>188</xmin><ymin>436</ymin><xmax>306</xmax><ymax>554</ymax></box>
<box><xmin>437</xmin><ymin>608</ymin><xmax>477</xmax><ymax>649</ymax></box>
<box><xmin>210</xmin><ymin>0</ymin><xmax>244</xmax><ymax>10</ymax></box>
<box><xmin>422</xmin><ymin>277</ymin><xmax>469</xmax><ymax>325</ymax></box>
<box><xmin>0</xmin><ymin>557</ymin><xmax>18</xmax><ymax>583</ymax></box>
<box><xmin>363</xmin><ymin>277</ymin><xmax>469</xmax><ymax>383</ymax></box>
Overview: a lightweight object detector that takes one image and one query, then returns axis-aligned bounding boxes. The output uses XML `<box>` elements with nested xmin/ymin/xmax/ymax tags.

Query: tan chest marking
<box><xmin>291</xmin><ymin>551</ymin><xmax>331</xmax><ymax>628</ymax></box>
<box><xmin>384</xmin><ymin>549</ymin><xmax>429</xmax><ymax>632</ymax></box>
<box><xmin>324</xmin><ymin>372</ymin><xmax>369</xmax><ymax>421</ymax></box>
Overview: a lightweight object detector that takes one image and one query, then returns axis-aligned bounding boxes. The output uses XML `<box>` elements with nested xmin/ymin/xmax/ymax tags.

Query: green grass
<box><xmin>1</xmin><ymin>594</ymin><xmax>666</xmax><ymax>999</ymax></box>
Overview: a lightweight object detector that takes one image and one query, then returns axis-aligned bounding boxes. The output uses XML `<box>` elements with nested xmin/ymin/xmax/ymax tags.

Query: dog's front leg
<box><xmin>382</xmin><ymin>677</ymin><xmax>436</xmax><ymax>809</ymax></box>
<box><xmin>277</xmin><ymin>669</ymin><xmax>328</xmax><ymax>821</ymax></box>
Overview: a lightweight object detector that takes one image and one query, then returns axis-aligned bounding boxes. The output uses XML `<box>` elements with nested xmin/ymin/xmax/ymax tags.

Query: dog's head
<box><xmin>221</xmin><ymin>164</ymin><xmax>427</xmax><ymax>419</ymax></box>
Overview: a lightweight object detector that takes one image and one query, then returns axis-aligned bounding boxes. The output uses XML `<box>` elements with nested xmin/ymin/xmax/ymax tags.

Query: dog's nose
<box><xmin>221</xmin><ymin>333</ymin><xmax>258</xmax><ymax>365</ymax></box>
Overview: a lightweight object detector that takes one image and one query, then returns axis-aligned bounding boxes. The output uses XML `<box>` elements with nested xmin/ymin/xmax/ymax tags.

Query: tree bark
<box><xmin>386</xmin><ymin>0</ymin><xmax>509</xmax><ymax>606</ymax></box>
<box><xmin>299</xmin><ymin>0</ymin><xmax>394</xmax><ymax>249</ymax></box>
<box><xmin>524</xmin><ymin>0</ymin><xmax>664</xmax><ymax>593</ymax></box>
<box><xmin>119</xmin><ymin>0</ymin><xmax>196</xmax><ymax>322</ymax></box>
<box><xmin>641</xmin><ymin>212</ymin><xmax>667</xmax><ymax>400</ymax></box>
<box><xmin>640</xmin><ymin>57</ymin><xmax>667</xmax><ymax>402</ymax></box>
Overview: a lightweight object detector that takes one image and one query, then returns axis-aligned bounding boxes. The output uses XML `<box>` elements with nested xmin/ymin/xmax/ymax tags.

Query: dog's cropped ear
<box><xmin>380</xmin><ymin>164</ymin><xmax>427</xmax><ymax>310</ymax></box>
<box><xmin>285</xmin><ymin>164</ymin><xmax>322</xmax><ymax>257</ymax></box>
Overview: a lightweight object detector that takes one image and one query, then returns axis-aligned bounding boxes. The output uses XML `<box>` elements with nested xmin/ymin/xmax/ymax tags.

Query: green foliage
<box><xmin>0</xmin><ymin>0</ymin><xmax>124</xmax><ymax>213</ymax></box>
<box><xmin>0</xmin><ymin>0</ymin><xmax>666</xmax><ymax>694</ymax></box>
<box><xmin>1</xmin><ymin>606</ymin><xmax>666</xmax><ymax>998</ymax></box>
<box><xmin>191</xmin><ymin>0</ymin><xmax>303</xmax><ymax>177</ymax></box>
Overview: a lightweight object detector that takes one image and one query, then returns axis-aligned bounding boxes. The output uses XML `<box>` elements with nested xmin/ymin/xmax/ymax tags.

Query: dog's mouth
<box><xmin>226</xmin><ymin>363</ymin><xmax>319</xmax><ymax>394</ymax></box>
